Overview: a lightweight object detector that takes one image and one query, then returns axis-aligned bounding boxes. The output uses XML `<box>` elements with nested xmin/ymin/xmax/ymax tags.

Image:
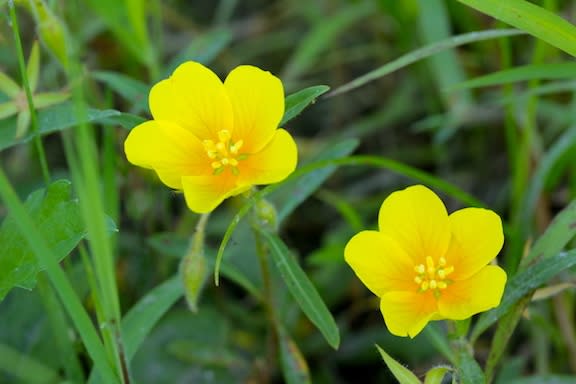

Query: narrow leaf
<box><xmin>328</xmin><ymin>29</ymin><xmax>523</xmax><ymax>97</ymax></box>
<box><xmin>0</xmin><ymin>72</ymin><xmax>20</xmax><ymax>98</ymax></box>
<box><xmin>455</xmin><ymin>344</ymin><xmax>485</xmax><ymax>384</ymax></box>
<box><xmin>472</xmin><ymin>249</ymin><xmax>576</xmax><ymax>340</ymax></box>
<box><xmin>280</xmin><ymin>85</ymin><xmax>330</xmax><ymax>126</ymax></box>
<box><xmin>458</xmin><ymin>0</ymin><xmax>576</xmax><ymax>58</ymax></box>
<box><xmin>277</xmin><ymin>325</ymin><xmax>312</xmax><ymax>384</ymax></box>
<box><xmin>375</xmin><ymin>344</ymin><xmax>421</xmax><ymax>384</ymax></box>
<box><xmin>26</xmin><ymin>41</ymin><xmax>40</xmax><ymax>92</ymax></box>
<box><xmin>258</xmin><ymin>228</ymin><xmax>340</xmax><ymax>349</ymax></box>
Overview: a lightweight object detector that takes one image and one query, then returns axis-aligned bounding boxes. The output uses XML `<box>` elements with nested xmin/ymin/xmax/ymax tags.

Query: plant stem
<box><xmin>8</xmin><ymin>2</ymin><xmax>50</xmax><ymax>185</ymax></box>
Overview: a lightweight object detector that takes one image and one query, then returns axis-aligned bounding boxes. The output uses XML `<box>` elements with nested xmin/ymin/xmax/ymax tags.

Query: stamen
<box><xmin>413</xmin><ymin>256</ymin><xmax>455</xmax><ymax>295</ymax></box>
<box><xmin>414</xmin><ymin>264</ymin><xmax>425</xmax><ymax>274</ymax></box>
<box><xmin>203</xmin><ymin>130</ymin><xmax>248</xmax><ymax>175</ymax></box>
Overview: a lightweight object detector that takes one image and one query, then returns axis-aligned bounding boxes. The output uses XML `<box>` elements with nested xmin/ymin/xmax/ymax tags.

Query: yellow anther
<box><xmin>414</xmin><ymin>256</ymin><xmax>455</xmax><ymax>295</ymax></box>
<box><xmin>414</xmin><ymin>264</ymin><xmax>425</xmax><ymax>274</ymax></box>
<box><xmin>218</xmin><ymin>129</ymin><xmax>231</xmax><ymax>142</ymax></box>
<box><xmin>204</xmin><ymin>130</ymin><xmax>248</xmax><ymax>175</ymax></box>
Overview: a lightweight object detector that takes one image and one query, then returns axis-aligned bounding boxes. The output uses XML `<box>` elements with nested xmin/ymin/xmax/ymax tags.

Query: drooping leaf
<box><xmin>455</xmin><ymin>345</ymin><xmax>485</xmax><ymax>384</ymax></box>
<box><xmin>257</xmin><ymin>228</ymin><xmax>340</xmax><ymax>349</ymax></box>
<box><xmin>0</xmin><ymin>180</ymin><xmax>116</xmax><ymax>301</ymax></box>
<box><xmin>375</xmin><ymin>344</ymin><xmax>421</xmax><ymax>384</ymax></box>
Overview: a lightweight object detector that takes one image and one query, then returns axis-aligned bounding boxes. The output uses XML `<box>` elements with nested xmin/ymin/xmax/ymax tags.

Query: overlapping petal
<box><xmin>445</xmin><ymin>208</ymin><xmax>504</xmax><ymax>280</ymax></box>
<box><xmin>238</xmin><ymin>129</ymin><xmax>297</xmax><ymax>186</ymax></box>
<box><xmin>149</xmin><ymin>62</ymin><xmax>233</xmax><ymax>140</ymax></box>
<box><xmin>124</xmin><ymin>120</ymin><xmax>209</xmax><ymax>189</ymax></box>
<box><xmin>181</xmin><ymin>175</ymin><xmax>251</xmax><ymax>214</ymax></box>
<box><xmin>344</xmin><ymin>231</ymin><xmax>415</xmax><ymax>297</ymax></box>
<box><xmin>438</xmin><ymin>265</ymin><xmax>507</xmax><ymax>319</ymax></box>
<box><xmin>380</xmin><ymin>291</ymin><xmax>438</xmax><ymax>337</ymax></box>
<box><xmin>224</xmin><ymin>65</ymin><xmax>284</xmax><ymax>153</ymax></box>
<box><xmin>378</xmin><ymin>185</ymin><xmax>450</xmax><ymax>264</ymax></box>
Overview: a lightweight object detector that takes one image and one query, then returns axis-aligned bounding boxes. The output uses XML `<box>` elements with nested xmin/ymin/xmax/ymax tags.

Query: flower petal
<box><xmin>224</xmin><ymin>65</ymin><xmax>284</xmax><ymax>153</ymax></box>
<box><xmin>237</xmin><ymin>129</ymin><xmax>297</xmax><ymax>186</ymax></box>
<box><xmin>149</xmin><ymin>62</ymin><xmax>233</xmax><ymax>140</ymax></box>
<box><xmin>438</xmin><ymin>265</ymin><xmax>507</xmax><ymax>320</ymax></box>
<box><xmin>378</xmin><ymin>185</ymin><xmax>450</xmax><ymax>264</ymax></box>
<box><xmin>380</xmin><ymin>291</ymin><xmax>438</xmax><ymax>338</ymax></box>
<box><xmin>445</xmin><ymin>208</ymin><xmax>504</xmax><ymax>280</ymax></box>
<box><xmin>181</xmin><ymin>175</ymin><xmax>250</xmax><ymax>213</ymax></box>
<box><xmin>124</xmin><ymin>120</ymin><xmax>209</xmax><ymax>189</ymax></box>
<box><xmin>344</xmin><ymin>231</ymin><xmax>415</xmax><ymax>297</ymax></box>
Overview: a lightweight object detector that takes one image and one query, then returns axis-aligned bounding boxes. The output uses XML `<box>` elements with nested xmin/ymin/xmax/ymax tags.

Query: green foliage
<box><xmin>0</xmin><ymin>180</ymin><xmax>114</xmax><ymax>300</ymax></box>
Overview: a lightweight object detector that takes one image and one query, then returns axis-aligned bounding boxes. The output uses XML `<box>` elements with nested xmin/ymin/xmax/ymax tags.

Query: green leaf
<box><xmin>0</xmin><ymin>342</ymin><xmax>60</xmax><ymax>383</ymax></box>
<box><xmin>507</xmin><ymin>375</ymin><xmax>576</xmax><ymax>384</ymax></box>
<box><xmin>452</xmin><ymin>63</ymin><xmax>576</xmax><ymax>90</ymax></box>
<box><xmin>121</xmin><ymin>276</ymin><xmax>182</xmax><ymax>360</ymax></box>
<box><xmin>26</xmin><ymin>41</ymin><xmax>40</xmax><ymax>92</ymax></box>
<box><xmin>424</xmin><ymin>366</ymin><xmax>452</xmax><ymax>384</ymax></box>
<box><xmin>455</xmin><ymin>344</ymin><xmax>485</xmax><ymax>384</ymax></box>
<box><xmin>375</xmin><ymin>344</ymin><xmax>421</xmax><ymax>384</ymax></box>
<box><xmin>0</xmin><ymin>180</ymin><xmax>116</xmax><ymax>301</ymax></box>
<box><xmin>328</xmin><ymin>29</ymin><xmax>523</xmax><ymax>97</ymax></box>
<box><xmin>272</xmin><ymin>138</ymin><xmax>359</xmax><ymax>222</ymax></box>
<box><xmin>91</xmin><ymin>71</ymin><xmax>149</xmax><ymax>112</ymax></box>
<box><xmin>280</xmin><ymin>85</ymin><xmax>330</xmax><ymax>126</ymax></box>
<box><xmin>472</xmin><ymin>249</ymin><xmax>576</xmax><ymax>340</ymax></box>
<box><xmin>0</xmin><ymin>102</ymin><xmax>127</xmax><ymax>151</ymax></box>
<box><xmin>0</xmin><ymin>72</ymin><xmax>20</xmax><ymax>98</ymax></box>
<box><xmin>277</xmin><ymin>325</ymin><xmax>312</xmax><ymax>384</ymax></box>
<box><xmin>257</xmin><ymin>228</ymin><xmax>340</xmax><ymax>349</ymax></box>
<box><xmin>33</xmin><ymin>92</ymin><xmax>70</xmax><ymax>109</ymax></box>
<box><xmin>0</xmin><ymin>102</ymin><xmax>18</xmax><ymax>119</ymax></box>
<box><xmin>457</xmin><ymin>0</ymin><xmax>576</xmax><ymax>58</ymax></box>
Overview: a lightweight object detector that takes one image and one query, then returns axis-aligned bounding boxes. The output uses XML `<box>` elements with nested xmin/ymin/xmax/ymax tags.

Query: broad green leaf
<box><xmin>0</xmin><ymin>102</ymin><xmax>123</xmax><ymax>151</ymax></box>
<box><xmin>257</xmin><ymin>228</ymin><xmax>340</xmax><ymax>349</ymax></box>
<box><xmin>457</xmin><ymin>0</ymin><xmax>576</xmax><ymax>58</ymax></box>
<box><xmin>272</xmin><ymin>138</ymin><xmax>359</xmax><ymax>222</ymax></box>
<box><xmin>280</xmin><ymin>85</ymin><xmax>330</xmax><ymax>126</ymax></box>
<box><xmin>277</xmin><ymin>325</ymin><xmax>312</xmax><ymax>384</ymax></box>
<box><xmin>329</xmin><ymin>29</ymin><xmax>523</xmax><ymax>97</ymax></box>
<box><xmin>452</xmin><ymin>63</ymin><xmax>576</xmax><ymax>90</ymax></box>
<box><xmin>0</xmin><ymin>180</ymin><xmax>116</xmax><ymax>300</ymax></box>
<box><xmin>375</xmin><ymin>344</ymin><xmax>421</xmax><ymax>384</ymax></box>
<box><xmin>472</xmin><ymin>249</ymin><xmax>576</xmax><ymax>340</ymax></box>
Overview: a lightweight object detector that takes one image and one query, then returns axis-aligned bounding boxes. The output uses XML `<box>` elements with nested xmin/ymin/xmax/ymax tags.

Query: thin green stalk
<box><xmin>9</xmin><ymin>2</ymin><xmax>50</xmax><ymax>185</ymax></box>
<box><xmin>0</xmin><ymin>167</ymin><xmax>118</xmax><ymax>383</ymax></box>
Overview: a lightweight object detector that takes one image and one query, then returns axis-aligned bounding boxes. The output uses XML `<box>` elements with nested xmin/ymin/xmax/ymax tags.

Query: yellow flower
<box><xmin>124</xmin><ymin>61</ymin><xmax>298</xmax><ymax>213</ymax></box>
<box><xmin>344</xmin><ymin>185</ymin><xmax>507</xmax><ymax>338</ymax></box>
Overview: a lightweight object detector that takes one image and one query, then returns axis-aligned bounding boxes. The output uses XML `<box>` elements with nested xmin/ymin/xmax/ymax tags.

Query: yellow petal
<box><xmin>345</xmin><ymin>231</ymin><xmax>415</xmax><ymax>297</ymax></box>
<box><xmin>149</xmin><ymin>62</ymin><xmax>233</xmax><ymax>140</ymax></box>
<box><xmin>380</xmin><ymin>291</ymin><xmax>439</xmax><ymax>338</ymax></box>
<box><xmin>124</xmin><ymin>120</ymin><xmax>209</xmax><ymax>189</ymax></box>
<box><xmin>445</xmin><ymin>208</ymin><xmax>504</xmax><ymax>280</ymax></box>
<box><xmin>378</xmin><ymin>185</ymin><xmax>450</xmax><ymax>264</ymax></box>
<box><xmin>238</xmin><ymin>129</ymin><xmax>297</xmax><ymax>186</ymax></box>
<box><xmin>224</xmin><ymin>65</ymin><xmax>283</xmax><ymax>153</ymax></box>
<box><xmin>438</xmin><ymin>265</ymin><xmax>507</xmax><ymax>320</ymax></box>
<box><xmin>181</xmin><ymin>175</ymin><xmax>250</xmax><ymax>213</ymax></box>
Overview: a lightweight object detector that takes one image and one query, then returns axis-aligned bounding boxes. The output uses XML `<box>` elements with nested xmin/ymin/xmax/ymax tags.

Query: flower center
<box><xmin>413</xmin><ymin>256</ymin><xmax>454</xmax><ymax>295</ymax></box>
<box><xmin>202</xmin><ymin>129</ymin><xmax>247</xmax><ymax>175</ymax></box>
